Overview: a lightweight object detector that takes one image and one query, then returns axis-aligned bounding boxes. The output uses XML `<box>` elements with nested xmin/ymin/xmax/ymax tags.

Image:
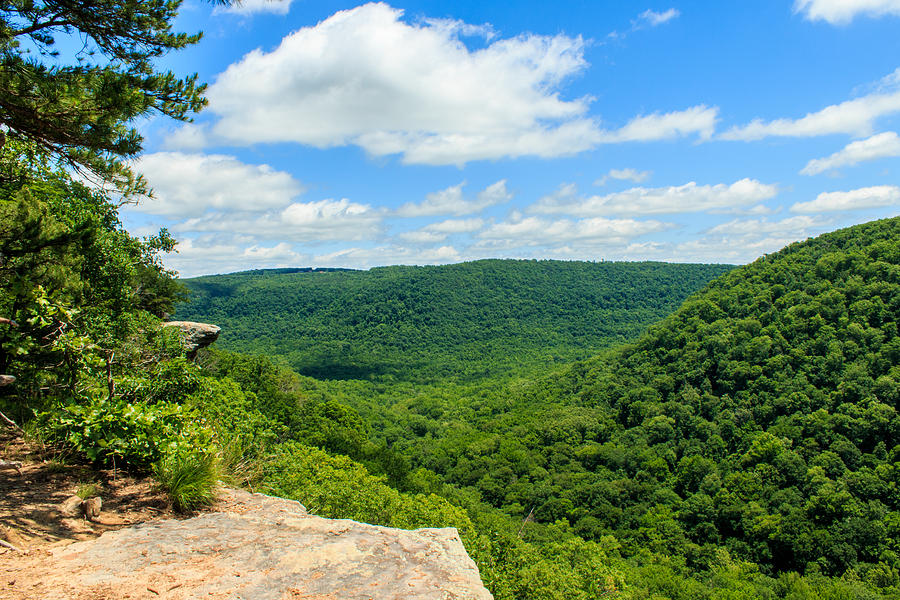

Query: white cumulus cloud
<box><xmin>531</xmin><ymin>179</ymin><xmax>778</xmax><ymax>216</ymax></box>
<box><xmin>201</xmin><ymin>3</ymin><xmax>595</xmax><ymax>164</ymax></box>
<box><xmin>315</xmin><ymin>245</ymin><xmax>461</xmax><ymax>268</ymax></box>
<box><xmin>131</xmin><ymin>152</ymin><xmax>304</xmax><ymax>217</ymax></box>
<box><xmin>801</xmin><ymin>131</ymin><xmax>900</xmax><ymax>174</ymax></box>
<box><xmin>636</xmin><ymin>8</ymin><xmax>680</xmax><ymax>27</ymax></box>
<box><xmin>791</xmin><ymin>185</ymin><xmax>900</xmax><ymax>213</ymax></box>
<box><xmin>794</xmin><ymin>0</ymin><xmax>900</xmax><ymax>24</ymax></box>
<box><xmin>177</xmin><ymin>198</ymin><xmax>383</xmax><ymax>242</ymax></box>
<box><xmin>596</xmin><ymin>168</ymin><xmax>652</xmax><ymax>186</ymax></box>
<box><xmin>185</xmin><ymin>3</ymin><xmax>715</xmax><ymax>164</ymax></box>
<box><xmin>599</xmin><ymin>105</ymin><xmax>718</xmax><ymax>143</ymax></box>
<box><xmin>479</xmin><ymin>216</ymin><xmax>669</xmax><ymax>246</ymax></box>
<box><xmin>426</xmin><ymin>218</ymin><xmax>485</xmax><ymax>234</ymax></box>
<box><xmin>163</xmin><ymin>237</ymin><xmax>309</xmax><ymax>278</ymax></box>
<box><xmin>706</xmin><ymin>215</ymin><xmax>828</xmax><ymax>236</ymax></box>
<box><xmin>722</xmin><ymin>73</ymin><xmax>900</xmax><ymax>141</ymax></box>
<box><xmin>396</xmin><ymin>180</ymin><xmax>512</xmax><ymax>217</ymax></box>
<box><xmin>395</xmin><ymin>218</ymin><xmax>485</xmax><ymax>243</ymax></box>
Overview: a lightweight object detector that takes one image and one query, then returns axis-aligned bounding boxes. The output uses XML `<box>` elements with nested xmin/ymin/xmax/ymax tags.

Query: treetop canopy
<box><xmin>0</xmin><ymin>0</ymin><xmax>225</xmax><ymax>192</ymax></box>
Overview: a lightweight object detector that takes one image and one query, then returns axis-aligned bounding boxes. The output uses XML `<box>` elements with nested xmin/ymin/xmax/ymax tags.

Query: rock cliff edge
<box><xmin>11</xmin><ymin>488</ymin><xmax>493</xmax><ymax>600</ymax></box>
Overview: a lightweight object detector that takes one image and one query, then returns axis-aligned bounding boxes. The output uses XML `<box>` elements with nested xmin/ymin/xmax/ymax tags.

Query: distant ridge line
<box><xmin>192</xmin><ymin>267</ymin><xmax>360</xmax><ymax>278</ymax></box>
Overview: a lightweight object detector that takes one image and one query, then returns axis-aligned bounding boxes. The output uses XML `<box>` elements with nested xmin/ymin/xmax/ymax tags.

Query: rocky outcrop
<box><xmin>14</xmin><ymin>488</ymin><xmax>493</xmax><ymax>599</ymax></box>
<box><xmin>161</xmin><ymin>320</ymin><xmax>221</xmax><ymax>357</ymax></box>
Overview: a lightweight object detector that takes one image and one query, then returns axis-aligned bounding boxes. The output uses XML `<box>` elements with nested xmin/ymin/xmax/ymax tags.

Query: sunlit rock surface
<box><xmin>18</xmin><ymin>488</ymin><xmax>493</xmax><ymax>599</ymax></box>
<box><xmin>161</xmin><ymin>320</ymin><xmax>221</xmax><ymax>356</ymax></box>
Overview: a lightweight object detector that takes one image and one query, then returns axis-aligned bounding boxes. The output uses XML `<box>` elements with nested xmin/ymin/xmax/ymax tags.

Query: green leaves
<box><xmin>0</xmin><ymin>0</ymin><xmax>208</xmax><ymax>184</ymax></box>
<box><xmin>38</xmin><ymin>395</ymin><xmax>213</xmax><ymax>470</ymax></box>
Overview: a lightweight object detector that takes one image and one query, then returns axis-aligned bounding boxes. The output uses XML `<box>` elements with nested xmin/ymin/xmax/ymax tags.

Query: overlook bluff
<box><xmin>9</xmin><ymin>488</ymin><xmax>492</xmax><ymax>599</ymax></box>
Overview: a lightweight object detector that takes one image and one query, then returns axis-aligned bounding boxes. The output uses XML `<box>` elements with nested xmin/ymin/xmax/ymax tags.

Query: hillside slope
<box><xmin>176</xmin><ymin>219</ymin><xmax>899</xmax><ymax>599</ymax></box>
<box><xmin>570</xmin><ymin>216</ymin><xmax>900</xmax><ymax>573</ymax></box>
<box><xmin>177</xmin><ymin>259</ymin><xmax>733</xmax><ymax>382</ymax></box>
<box><xmin>436</xmin><ymin>216</ymin><xmax>900</xmax><ymax>582</ymax></box>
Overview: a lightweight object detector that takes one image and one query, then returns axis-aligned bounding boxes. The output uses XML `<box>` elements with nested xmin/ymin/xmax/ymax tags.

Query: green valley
<box><xmin>3</xmin><ymin>2</ymin><xmax>898</xmax><ymax>598</ymax></box>
<box><xmin>176</xmin><ymin>217</ymin><xmax>900</xmax><ymax>599</ymax></box>
<box><xmin>178</xmin><ymin>259</ymin><xmax>733</xmax><ymax>382</ymax></box>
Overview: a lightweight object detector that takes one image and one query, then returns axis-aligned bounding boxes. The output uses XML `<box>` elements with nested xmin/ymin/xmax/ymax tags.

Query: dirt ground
<box><xmin>0</xmin><ymin>428</ymin><xmax>186</xmax><ymax>599</ymax></box>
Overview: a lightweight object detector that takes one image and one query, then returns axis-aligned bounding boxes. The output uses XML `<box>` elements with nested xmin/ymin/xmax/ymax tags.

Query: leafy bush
<box><xmin>258</xmin><ymin>441</ymin><xmax>472</xmax><ymax>532</ymax></box>
<box><xmin>36</xmin><ymin>396</ymin><xmax>212</xmax><ymax>470</ymax></box>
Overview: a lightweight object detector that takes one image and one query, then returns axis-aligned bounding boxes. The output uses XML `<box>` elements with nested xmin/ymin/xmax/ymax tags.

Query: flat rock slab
<box><xmin>10</xmin><ymin>489</ymin><xmax>492</xmax><ymax>600</ymax></box>
<box><xmin>161</xmin><ymin>321</ymin><xmax>221</xmax><ymax>354</ymax></box>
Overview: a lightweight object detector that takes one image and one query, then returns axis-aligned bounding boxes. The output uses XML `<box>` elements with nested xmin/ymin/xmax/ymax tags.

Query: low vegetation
<box><xmin>152</xmin><ymin>449</ymin><xmax>222</xmax><ymax>512</ymax></box>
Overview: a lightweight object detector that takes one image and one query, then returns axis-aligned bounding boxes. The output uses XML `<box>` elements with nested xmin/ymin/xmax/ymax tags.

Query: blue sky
<box><xmin>122</xmin><ymin>0</ymin><xmax>900</xmax><ymax>276</ymax></box>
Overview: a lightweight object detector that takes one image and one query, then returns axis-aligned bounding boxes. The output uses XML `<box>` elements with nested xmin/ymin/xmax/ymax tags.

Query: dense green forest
<box><xmin>343</xmin><ymin>216</ymin><xmax>900</xmax><ymax>597</ymax></box>
<box><xmin>2</xmin><ymin>2</ymin><xmax>898</xmax><ymax>598</ymax></box>
<box><xmin>178</xmin><ymin>260</ymin><xmax>733</xmax><ymax>382</ymax></box>
<box><xmin>178</xmin><ymin>217</ymin><xmax>900</xmax><ymax>599</ymax></box>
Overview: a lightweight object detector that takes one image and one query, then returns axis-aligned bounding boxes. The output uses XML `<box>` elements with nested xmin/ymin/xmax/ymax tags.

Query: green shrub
<box><xmin>258</xmin><ymin>441</ymin><xmax>473</xmax><ymax>532</ymax></box>
<box><xmin>153</xmin><ymin>448</ymin><xmax>221</xmax><ymax>512</ymax></box>
<box><xmin>36</xmin><ymin>396</ymin><xmax>212</xmax><ymax>470</ymax></box>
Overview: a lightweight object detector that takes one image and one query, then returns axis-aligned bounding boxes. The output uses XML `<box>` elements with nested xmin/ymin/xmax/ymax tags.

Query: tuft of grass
<box><xmin>215</xmin><ymin>437</ymin><xmax>260</xmax><ymax>490</ymax></box>
<box><xmin>76</xmin><ymin>483</ymin><xmax>99</xmax><ymax>499</ymax></box>
<box><xmin>45</xmin><ymin>457</ymin><xmax>69</xmax><ymax>473</ymax></box>
<box><xmin>152</xmin><ymin>449</ymin><xmax>221</xmax><ymax>512</ymax></box>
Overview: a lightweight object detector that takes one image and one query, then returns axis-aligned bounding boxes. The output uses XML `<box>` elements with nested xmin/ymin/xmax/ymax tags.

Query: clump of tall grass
<box><xmin>152</xmin><ymin>449</ymin><xmax>221</xmax><ymax>512</ymax></box>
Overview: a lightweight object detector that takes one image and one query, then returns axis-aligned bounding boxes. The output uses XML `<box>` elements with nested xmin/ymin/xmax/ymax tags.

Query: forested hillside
<box><xmin>178</xmin><ymin>260</ymin><xmax>733</xmax><ymax>381</ymax></box>
<box><xmin>557</xmin><ymin>216</ymin><xmax>900</xmax><ymax>575</ymax></box>
<box><xmin>367</xmin><ymin>216</ymin><xmax>899</xmax><ymax>597</ymax></box>
<box><xmin>178</xmin><ymin>218</ymin><xmax>900</xmax><ymax>599</ymax></box>
<box><xmin>8</xmin><ymin>1</ymin><xmax>896</xmax><ymax>598</ymax></box>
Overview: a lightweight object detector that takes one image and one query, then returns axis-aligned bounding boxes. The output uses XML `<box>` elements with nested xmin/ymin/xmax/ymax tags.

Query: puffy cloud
<box><xmin>794</xmin><ymin>0</ymin><xmax>900</xmax><ymax>24</ymax></box>
<box><xmin>426</xmin><ymin>218</ymin><xmax>485</xmax><ymax>234</ymax></box>
<box><xmin>396</xmin><ymin>180</ymin><xmax>511</xmax><ymax>217</ymax></box>
<box><xmin>615</xmin><ymin>216</ymin><xmax>831</xmax><ymax>264</ymax></box>
<box><xmin>670</xmin><ymin>235</ymin><xmax>811</xmax><ymax>263</ymax></box>
<box><xmin>599</xmin><ymin>105</ymin><xmax>718</xmax><ymax>143</ymax></box>
<box><xmin>242</xmin><ymin>242</ymin><xmax>305</xmax><ymax>261</ymax></box>
<box><xmin>395</xmin><ymin>230</ymin><xmax>449</xmax><ymax>243</ymax></box>
<box><xmin>131</xmin><ymin>152</ymin><xmax>303</xmax><ymax>217</ymax></box>
<box><xmin>595</xmin><ymin>168</ymin><xmax>652</xmax><ymax>186</ymax></box>
<box><xmin>163</xmin><ymin>124</ymin><xmax>210</xmax><ymax>151</ymax></box>
<box><xmin>162</xmin><ymin>238</ymin><xmax>308</xmax><ymax>278</ymax></box>
<box><xmin>531</xmin><ymin>179</ymin><xmax>777</xmax><ymax>216</ymax></box>
<box><xmin>479</xmin><ymin>215</ymin><xmax>669</xmax><ymax>247</ymax></box>
<box><xmin>636</xmin><ymin>8</ymin><xmax>680</xmax><ymax>27</ymax></box>
<box><xmin>801</xmin><ymin>131</ymin><xmax>900</xmax><ymax>174</ymax></box>
<box><xmin>690</xmin><ymin>215</ymin><xmax>831</xmax><ymax>262</ymax></box>
<box><xmin>189</xmin><ymin>3</ymin><xmax>713</xmax><ymax>164</ymax></box>
<box><xmin>721</xmin><ymin>81</ymin><xmax>900</xmax><ymax>141</ymax></box>
<box><xmin>706</xmin><ymin>215</ymin><xmax>828</xmax><ymax>236</ymax></box>
<box><xmin>395</xmin><ymin>218</ymin><xmax>485</xmax><ymax>243</ymax></box>
<box><xmin>315</xmin><ymin>244</ymin><xmax>461</xmax><ymax>268</ymax></box>
<box><xmin>791</xmin><ymin>185</ymin><xmax>900</xmax><ymax>213</ymax></box>
<box><xmin>215</xmin><ymin>0</ymin><xmax>293</xmax><ymax>15</ymax></box>
<box><xmin>177</xmin><ymin>198</ymin><xmax>383</xmax><ymax>242</ymax></box>
<box><xmin>201</xmin><ymin>3</ymin><xmax>596</xmax><ymax>164</ymax></box>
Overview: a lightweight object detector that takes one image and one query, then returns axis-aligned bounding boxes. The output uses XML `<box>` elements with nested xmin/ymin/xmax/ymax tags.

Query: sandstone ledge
<box><xmin>11</xmin><ymin>488</ymin><xmax>492</xmax><ymax>600</ymax></box>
